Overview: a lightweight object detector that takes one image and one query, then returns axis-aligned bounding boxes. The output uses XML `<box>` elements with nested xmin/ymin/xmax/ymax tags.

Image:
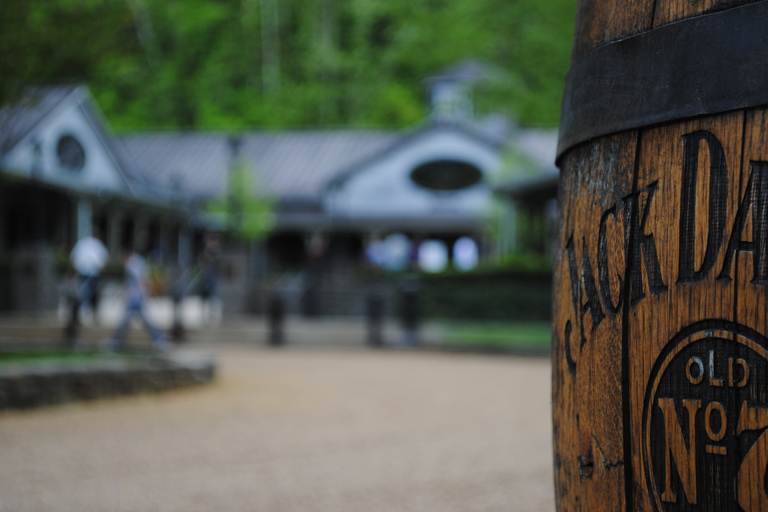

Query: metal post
<box><xmin>301</xmin><ymin>273</ymin><xmax>319</xmax><ymax>317</ymax></box>
<box><xmin>400</xmin><ymin>278</ymin><xmax>419</xmax><ymax>346</ymax></box>
<box><xmin>171</xmin><ymin>283</ymin><xmax>185</xmax><ymax>342</ymax></box>
<box><xmin>268</xmin><ymin>291</ymin><xmax>285</xmax><ymax>346</ymax></box>
<box><xmin>64</xmin><ymin>288</ymin><xmax>79</xmax><ymax>347</ymax></box>
<box><xmin>366</xmin><ymin>289</ymin><xmax>385</xmax><ymax>347</ymax></box>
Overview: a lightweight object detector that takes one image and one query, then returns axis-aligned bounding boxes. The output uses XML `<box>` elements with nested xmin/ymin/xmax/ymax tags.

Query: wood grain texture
<box><xmin>732</xmin><ymin>108</ymin><xmax>768</xmax><ymax>512</ymax></box>
<box><xmin>652</xmin><ymin>0</ymin><xmax>760</xmax><ymax>28</ymax></box>
<box><xmin>736</xmin><ymin>107</ymin><xmax>768</xmax><ymax>339</ymax></box>
<box><xmin>570</xmin><ymin>0</ymin><xmax>654</xmax><ymax>60</ymax></box>
<box><xmin>628</xmin><ymin>113</ymin><xmax>743</xmax><ymax>511</ymax></box>
<box><xmin>556</xmin><ymin>4</ymin><xmax>653</xmax><ymax>511</ymax></box>
<box><xmin>552</xmin><ymin>132</ymin><xmax>636</xmax><ymax>512</ymax></box>
<box><xmin>555</xmin><ymin>2</ymin><xmax>768</xmax><ymax>511</ymax></box>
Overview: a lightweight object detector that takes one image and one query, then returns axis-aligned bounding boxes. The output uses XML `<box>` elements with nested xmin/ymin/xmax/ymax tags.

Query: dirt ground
<box><xmin>0</xmin><ymin>346</ymin><xmax>555</xmax><ymax>512</ymax></box>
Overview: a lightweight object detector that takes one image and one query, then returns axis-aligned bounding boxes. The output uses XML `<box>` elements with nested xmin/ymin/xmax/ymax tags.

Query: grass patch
<box><xmin>438</xmin><ymin>321</ymin><xmax>552</xmax><ymax>351</ymax></box>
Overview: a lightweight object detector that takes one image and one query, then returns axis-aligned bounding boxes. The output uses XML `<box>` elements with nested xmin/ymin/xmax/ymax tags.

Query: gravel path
<box><xmin>0</xmin><ymin>346</ymin><xmax>555</xmax><ymax>512</ymax></box>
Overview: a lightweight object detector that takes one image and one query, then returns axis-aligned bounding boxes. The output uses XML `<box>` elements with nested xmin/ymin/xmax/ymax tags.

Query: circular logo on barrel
<box><xmin>644</xmin><ymin>321</ymin><xmax>768</xmax><ymax>512</ymax></box>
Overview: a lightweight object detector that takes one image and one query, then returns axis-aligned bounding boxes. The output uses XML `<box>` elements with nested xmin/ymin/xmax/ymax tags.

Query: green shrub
<box><xmin>418</xmin><ymin>269</ymin><xmax>552</xmax><ymax>321</ymax></box>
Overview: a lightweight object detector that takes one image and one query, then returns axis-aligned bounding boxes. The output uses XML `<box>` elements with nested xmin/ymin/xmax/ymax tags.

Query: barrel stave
<box><xmin>553</xmin><ymin>131</ymin><xmax>637</xmax><ymax>511</ymax></box>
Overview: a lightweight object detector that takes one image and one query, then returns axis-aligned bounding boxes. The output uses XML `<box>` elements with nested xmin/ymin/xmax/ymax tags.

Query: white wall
<box><xmin>2</xmin><ymin>93</ymin><xmax>128</xmax><ymax>195</ymax></box>
<box><xmin>326</xmin><ymin>129</ymin><xmax>500</xmax><ymax>219</ymax></box>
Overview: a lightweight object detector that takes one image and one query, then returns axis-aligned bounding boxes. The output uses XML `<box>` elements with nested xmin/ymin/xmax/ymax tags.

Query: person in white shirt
<box><xmin>68</xmin><ymin>229</ymin><xmax>108</xmax><ymax>327</ymax></box>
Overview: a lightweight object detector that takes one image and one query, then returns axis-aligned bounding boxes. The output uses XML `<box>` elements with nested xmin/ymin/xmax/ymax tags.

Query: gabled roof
<box><xmin>326</xmin><ymin>118</ymin><xmax>506</xmax><ymax>190</ymax></box>
<box><xmin>115</xmin><ymin>130</ymin><xmax>402</xmax><ymax>201</ymax></box>
<box><xmin>0</xmin><ymin>85</ymin><xmax>166</xmax><ymax>201</ymax></box>
<box><xmin>3</xmin><ymin>84</ymin><xmax>544</xmax><ymax>215</ymax></box>
<box><xmin>116</xmin><ymin>118</ymin><xmax>509</xmax><ymax>206</ymax></box>
<box><xmin>243</xmin><ymin>131</ymin><xmax>401</xmax><ymax>199</ymax></box>
<box><xmin>113</xmin><ymin>132</ymin><xmax>229</xmax><ymax>200</ymax></box>
<box><xmin>495</xmin><ymin>129</ymin><xmax>559</xmax><ymax>202</ymax></box>
<box><xmin>495</xmin><ymin>172</ymin><xmax>558</xmax><ymax>201</ymax></box>
<box><xmin>0</xmin><ymin>85</ymin><xmax>78</xmax><ymax>155</ymax></box>
<box><xmin>514</xmin><ymin>129</ymin><xmax>558</xmax><ymax>174</ymax></box>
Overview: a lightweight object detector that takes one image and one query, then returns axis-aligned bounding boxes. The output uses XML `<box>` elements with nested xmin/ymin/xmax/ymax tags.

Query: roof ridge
<box><xmin>0</xmin><ymin>85</ymin><xmax>79</xmax><ymax>155</ymax></box>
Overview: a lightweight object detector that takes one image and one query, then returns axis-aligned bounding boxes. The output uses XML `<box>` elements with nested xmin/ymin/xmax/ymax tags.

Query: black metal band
<box><xmin>557</xmin><ymin>1</ymin><xmax>768</xmax><ymax>161</ymax></box>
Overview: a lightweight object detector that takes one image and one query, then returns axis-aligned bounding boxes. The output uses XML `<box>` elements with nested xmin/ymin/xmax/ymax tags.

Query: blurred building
<box><xmin>0</xmin><ymin>61</ymin><xmax>557</xmax><ymax>314</ymax></box>
<box><xmin>494</xmin><ymin>129</ymin><xmax>559</xmax><ymax>257</ymax></box>
<box><xmin>0</xmin><ymin>86</ymin><xmax>194</xmax><ymax>312</ymax></box>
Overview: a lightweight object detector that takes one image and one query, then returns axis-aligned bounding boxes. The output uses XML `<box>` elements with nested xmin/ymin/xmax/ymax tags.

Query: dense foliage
<box><xmin>2</xmin><ymin>0</ymin><xmax>576</xmax><ymax>130</ymax></box>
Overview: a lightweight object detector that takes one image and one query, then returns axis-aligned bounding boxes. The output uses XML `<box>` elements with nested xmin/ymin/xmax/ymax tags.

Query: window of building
<box><xmin>410</xmin><ymin>160</ymin><xmax>482</xmax><ymax>191</ymax></box>
<box><xmin>56</xmin><ymin>135</ymin><xmax>85</xmax><ymax>171</ymax></box>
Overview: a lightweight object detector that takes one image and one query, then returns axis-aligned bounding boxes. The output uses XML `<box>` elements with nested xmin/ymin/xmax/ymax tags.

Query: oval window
<box><xmin>56</xmin><ymin>135</ymin><xmax>86</xmax><ymax>171</ymax></box>
<box><xmin>410</xmin><ymin>160</ymin><xmax>482</xmax><ymax>191</ymax></box>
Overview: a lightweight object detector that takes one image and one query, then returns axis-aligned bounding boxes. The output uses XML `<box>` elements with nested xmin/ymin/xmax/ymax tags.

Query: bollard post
<box><xmin>301</xmin><ymin>274</ymin><xmax>319</xmax><ymax>318</ymax></box>
<box><xmin>400</xmin><ymin>278</ymin><xmax>419</xmax><ymax>346</ymax></box>
<box><xmin>268</xmin><ymin>291</ymin><xmax>285</xmax><ymax>346</ymax></box>
<box><xmin>64</xmin><ymin>296</ymin><xmax>79</xmax><ymax>347</ymax></box>
<box><xmin>171</xmin><ymin>285</ymin><xmax>185</xmax><ymax>343</ymax></box>
<box><xmin>366</xmin><ymin>289</ymin><xmax>385</xmax><ymax>347</ymax></box>
<box><xmin>63</xmin><ymin>279</ymin><xmax>80</xmax><ymax>348</ymax></box>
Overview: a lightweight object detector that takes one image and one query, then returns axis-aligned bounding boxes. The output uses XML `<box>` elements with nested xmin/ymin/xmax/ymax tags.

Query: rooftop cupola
<box><xmin>424</xmin><ymin>59</ymin><xmax>491</xmax><ymax>122</ymax></box>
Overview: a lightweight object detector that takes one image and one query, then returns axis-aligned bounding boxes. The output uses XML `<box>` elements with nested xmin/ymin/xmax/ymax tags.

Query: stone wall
<box><xmin>0</xmin><ymin>354</ymin><xmax>215</xmax><ymax>410</ymax></box>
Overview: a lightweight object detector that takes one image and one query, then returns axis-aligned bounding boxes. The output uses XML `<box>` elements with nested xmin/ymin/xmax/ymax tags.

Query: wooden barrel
<box><xmin>553</xmin><ymin>2</ymin><xmax>768</xmax><ymax>511</ymax></box>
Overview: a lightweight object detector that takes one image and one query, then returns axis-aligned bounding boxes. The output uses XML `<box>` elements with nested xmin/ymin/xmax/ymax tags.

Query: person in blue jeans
<box><xmin>105</xmin><ymin>248</ymin><xmax>167</xmax><ymax>352</ymax></box>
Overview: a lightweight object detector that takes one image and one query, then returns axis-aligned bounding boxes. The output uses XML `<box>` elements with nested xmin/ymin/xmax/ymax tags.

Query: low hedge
<box><xmin>418</xmin><ymin>269</ymin><xmax>552</xmax><ymax>321</ymax></box>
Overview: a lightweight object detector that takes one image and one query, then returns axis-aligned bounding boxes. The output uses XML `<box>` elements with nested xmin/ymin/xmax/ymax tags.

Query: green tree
<box><xmin>205</xmin><ymin>159</ymin><xmax>275</xmax><ymax>241</ymax></box>
<box><xmin>2</xmin><ymin>0</ymin><xmax>577</xmax><ymax>130</ymax></box>
<box><xmin>0</xmin><ymin>0</ymin><xmax>141</xmax><ymax>108</ymax></box>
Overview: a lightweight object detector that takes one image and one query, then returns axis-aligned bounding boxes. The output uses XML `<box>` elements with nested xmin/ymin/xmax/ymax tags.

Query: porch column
<box><xmin>76</xmin><ymin>198</ymin><xmax>93</xmax><ymax>241</ymax></box>
<box><xmin>178</xmin><ymin>227</ymin><xmax>193</xmax><ymax>268</ymax></box>
<box><xmin>107</xmin><ymin>210</ymin><xmax>124</xmax><ymax>257</ymax></box>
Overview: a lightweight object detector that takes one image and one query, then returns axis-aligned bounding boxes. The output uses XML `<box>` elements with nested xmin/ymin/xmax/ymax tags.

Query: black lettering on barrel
<box><xmin>581</xmin><ymin>237</ymin><xmax>605</xmax><ymax>330</ymax></box>
<box><xmin>564</xmin><ymin>235</ymin><xmax>583</xmax><ymax>371</ymax></box>
<box><xmin>625</xmin><ymin>182</ymin><xmax>668</xmax><ymax>305</ymax></box>
<box><xmin>658</xmin><ymin>398</ymin><xmax>701</xmax><ymax>505</ymax></box>
<box><xmin>598</xmin><ymin>205</ymin><xmax>623</xmax><ymax>315</ymax></box>
<box><xmin>718</xmin><ymin>161</ymin><xmax>768</xmax><ymax>284</ymax></box>
<box><xmin>678</xmin><ymin>131</ymin><xmax>728</xmax><ymax>284</ymax></box>
<box><xmin>562</xmin><ymin>232</ymin><xmax>606</xmax><ymax>372</ymax></box>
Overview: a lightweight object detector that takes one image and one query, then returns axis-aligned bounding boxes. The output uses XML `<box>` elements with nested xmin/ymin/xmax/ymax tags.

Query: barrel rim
<box><xmin>557</xmin><ymin>1</ymin><xmax>768</xmax><ymax>163</ymax></box>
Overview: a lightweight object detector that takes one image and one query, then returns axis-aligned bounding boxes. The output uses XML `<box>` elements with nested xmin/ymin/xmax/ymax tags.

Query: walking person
<box><xmin>198</xmin><ymin>230</ymin><xmax>222</xmax><ymax>325</ymax></box>
<box><xmin>105</xmin><ymin>243</ymin><xmax>168</xmax><ymax>353</ymax></box>
<box><xmin>66</xmin><ymin>229</ymin><xmax>108</xmax><ymax>344</ymax></box>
